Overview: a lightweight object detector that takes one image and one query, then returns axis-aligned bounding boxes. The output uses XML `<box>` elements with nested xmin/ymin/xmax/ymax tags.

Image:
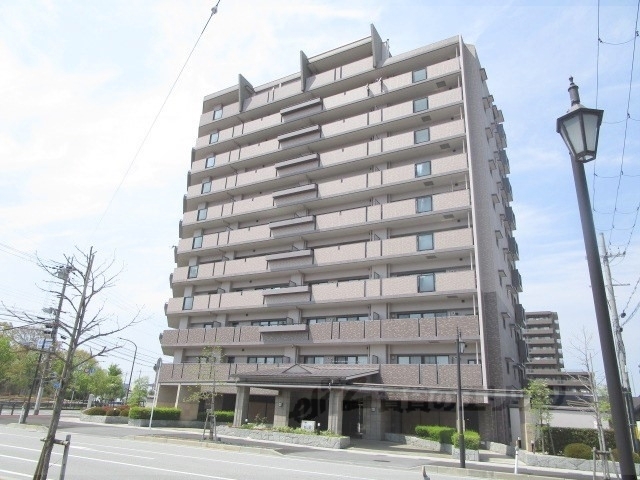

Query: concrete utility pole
<box><xmin>34</xmin><ymin>264</ymin><xmax>72</xmax><ymax>415</ymax></box>
<box><xmin>33</xmin><ymin>250</ymin><xmax>94</xmax><ymax>480</ymax></box>
<box><xmin>599</xmin><ymin>233</ymin><xmax>638</xmax><ymax>452</ymax></box>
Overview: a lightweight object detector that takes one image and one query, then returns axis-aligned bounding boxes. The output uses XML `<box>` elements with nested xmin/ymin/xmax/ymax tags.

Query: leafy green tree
<box><xmin>128</xmin><ymin>376</ymin><xmax>150</xmax><ymax>406</ymax></box>
<box><xmin>525</xmin><ymin>379</ymin><xmax>552</xmax><ymax>452</ymax></box>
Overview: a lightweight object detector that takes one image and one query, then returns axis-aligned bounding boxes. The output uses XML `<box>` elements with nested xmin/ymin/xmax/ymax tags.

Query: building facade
<box><xmin>160</xmin><ymin>26</ymin><xmax>525</xmax><ymax>444</ymax></box>
<box><xmin>523</xmin><ymin>311</ymin><xmax>591</xmax><ymax>405</ymax></box>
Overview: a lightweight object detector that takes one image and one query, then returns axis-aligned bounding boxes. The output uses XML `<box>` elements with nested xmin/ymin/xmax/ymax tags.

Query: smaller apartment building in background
<box><xmin>160</xmin><ymin>25</ymin><xmax>526</xmax><ymax>444</ymax></box>
<box><xmin>523</xmin><ymin>311</ymin><xmax>590</xmax><ymax>406</ymax></box>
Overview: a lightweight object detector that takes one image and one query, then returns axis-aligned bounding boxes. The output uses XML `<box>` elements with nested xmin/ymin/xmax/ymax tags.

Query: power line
<box><xmin>88</xmin><ymin>3</ymin><xmax>221</xmax><ymax>241</ymax></box>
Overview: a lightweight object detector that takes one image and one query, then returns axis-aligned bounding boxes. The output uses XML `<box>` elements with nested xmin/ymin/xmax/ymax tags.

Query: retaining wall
<box><xmin>384</xmin><ymin>433</ymin><xmax>480</xmax><ymax>461</ymax></box>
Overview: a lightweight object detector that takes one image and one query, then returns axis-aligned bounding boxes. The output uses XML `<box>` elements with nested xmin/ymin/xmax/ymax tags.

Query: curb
<box><xmin>422</xmin><ymin>464</ymin><xmax>587</xmax><ymax>480</ymax></box>
<box><xmin>130</xmin><ymin>435</ymin><xmax>284</xmax><ymax>457</ymax></box>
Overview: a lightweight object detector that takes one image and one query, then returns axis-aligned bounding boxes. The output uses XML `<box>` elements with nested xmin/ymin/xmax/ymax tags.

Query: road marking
<box><xmin>71</xmin><ymin>445</ymin><xmax>154</xmax><ymax>459</ymax></box>
<box><xmin>0</xmin><ymin>468</ymin><xmax>32</xmax><ymax>478</ymax></box>
<box><xmin>0</xmin><ymin>453</ymin><xmax>38</xmax><ymax>463</ymax></box>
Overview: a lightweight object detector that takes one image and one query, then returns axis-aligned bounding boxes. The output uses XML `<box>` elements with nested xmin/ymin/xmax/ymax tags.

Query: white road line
<box><xmin>0</xmin><ymin>468</ymin><xmax>32</xmax><ymax>478</ymax></box>
<box><xmin>0</xmin><ymin>453</ymin><xmax>38</xmax><ymax>463</ymax></box>
<box><xmin>71</xmin><ymin>445</ymin><xmax>154</xmax><ymax>459</ymax></box>
<box><xmin>68</xmin><ymin>453</ymin><xmax>386</xmax><ymax>480</ymax></box>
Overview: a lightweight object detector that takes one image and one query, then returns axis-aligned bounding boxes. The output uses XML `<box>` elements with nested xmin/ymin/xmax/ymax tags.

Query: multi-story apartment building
<box><xmin>524</xmin><ymin>311</ymin><xmax>590</xmax><ymax>405</ymax></box>
<box><xmin>160</xmin><ymin>26</ymin><xmax>525</xmax><ymax>444</ymax></box>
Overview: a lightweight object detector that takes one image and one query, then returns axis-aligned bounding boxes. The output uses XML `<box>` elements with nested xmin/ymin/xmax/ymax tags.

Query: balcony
<box><xmin>506</xmin><ymin>236</ymin><xmax>519</xmax><ymax>261</ymax></box>
<box><xmin>158</xmin><ymin>361</ymin><xmax>482</xmax><ymax>390</ymax></box>
<box><xmin>503</xmin><ymin>206</ymin><xmax>516</xmax><ymax>230</ymax></box>
<box><xmin>161</xmin><ymin>315</ymin><xmax>480</xmax><ymax>351</ymax></box>
<box><xmin>510</xmin><ymin>267</ymin><xmax>522</xmax><ymax>292</ymax></box>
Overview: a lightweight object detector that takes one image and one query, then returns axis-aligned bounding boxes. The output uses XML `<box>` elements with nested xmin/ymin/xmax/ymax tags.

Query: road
<box><xmin>0</xmin><ymin>413</ymin><xmax>595</xmax><ymax>480</ymax></box>
<box><xmin>0</xmin><ymin>424</ymin><xmax>458</xmax><ymax>480</ymax></box>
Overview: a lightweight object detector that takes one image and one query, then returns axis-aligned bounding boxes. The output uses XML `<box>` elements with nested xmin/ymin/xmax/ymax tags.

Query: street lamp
<box><xmin>118</xmin><ymin>337</ymin><xmax>137</xmax><ymax>404</ymax></box>
<box><xmin>456</xmin><ymin>327</ymin><xmax>466</xmax><ymax>468</ymax></box>
<box><xmin>556</xmin><ymin>78</ymin><xmax>637</xmax><ymax>480</ymax></box>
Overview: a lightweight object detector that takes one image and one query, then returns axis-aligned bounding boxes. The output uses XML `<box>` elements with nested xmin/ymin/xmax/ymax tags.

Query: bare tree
<box><xmin>2</xmin><ymin>247</ymin><xmax>141</xmax><ymax>480</ymax></box>
<box><xmin>567</xmin><ymin>329</ymin><xmax>612</xmax><ymax>476</ymax></box>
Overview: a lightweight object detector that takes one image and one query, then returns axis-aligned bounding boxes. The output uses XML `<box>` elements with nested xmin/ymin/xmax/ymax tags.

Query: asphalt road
<box><xmin>0</xmin><ymin>413</ymin><xmax>596</xmax><ymax>480</ymax></box>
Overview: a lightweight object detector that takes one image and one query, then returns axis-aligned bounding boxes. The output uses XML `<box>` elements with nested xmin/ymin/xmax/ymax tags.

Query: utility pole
<box><xmin>599</xmin><ymin>233</ymin><xmax>638</xmax><ymax>452</ymax></box>
<box><xmin>33</xmin><ymin>249</ymin><xmax>93</xmax><ymax>480</ymax></box>
<box><xmin>34</xmin><ymin>264</ymin><xmax>72</xmax><ymax>415</ymax></box>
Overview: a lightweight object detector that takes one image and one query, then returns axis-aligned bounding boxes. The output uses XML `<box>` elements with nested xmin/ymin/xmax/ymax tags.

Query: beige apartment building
<box><xmin>159</xmin><ymin>26</ymin><xmax>525</xmax><ymax>444</ymax></box>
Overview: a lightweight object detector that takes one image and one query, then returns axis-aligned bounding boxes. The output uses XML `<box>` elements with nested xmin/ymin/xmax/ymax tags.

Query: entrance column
<box><xmin>273</xmin><ymin>390</ymin><xmax>291</xmax><ymax>428</ymax></box>
<box><xmin>327</xmin><ymin>389</ymin><xmax>344</xmax><ymax>435</ymax></box>
<box><xmin>364</xmin><ymin>396</ymin><xmax>383</xmax><ymax>440</ymax></box>
<box><xmin>233</xmin><ymin>386</ymin><xmax>250</xmax><ymax>427</ymax></box>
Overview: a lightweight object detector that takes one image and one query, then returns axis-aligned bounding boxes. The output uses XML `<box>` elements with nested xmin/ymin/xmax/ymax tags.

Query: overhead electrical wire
<box><xmin>89</xmin><ymin>2</ymin><xmax>221</xmax><ymax>241</ymax></box>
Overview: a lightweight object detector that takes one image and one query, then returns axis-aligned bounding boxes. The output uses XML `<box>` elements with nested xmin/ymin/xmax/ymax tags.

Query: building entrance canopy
<box><xmin>231</xmin><ymin>364</ymin><xmax>380</xmax><ymax>386</ymax></box>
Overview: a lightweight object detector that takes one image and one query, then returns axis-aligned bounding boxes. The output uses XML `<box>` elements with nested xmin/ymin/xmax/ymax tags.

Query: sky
<box><xmin>0</xmin><ymin>1</ymin><xmax>638</xmax><ymax>391</ymax></box>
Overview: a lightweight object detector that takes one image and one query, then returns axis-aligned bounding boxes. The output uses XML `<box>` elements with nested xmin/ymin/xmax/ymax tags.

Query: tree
<box><xmin>184</xmin><ymin>346</ymin><xmax>224</xmax><ymax>441</ymax></box>
<box><xmin>568</xmin><ymin>329</ymin><xmax>612</xmax><ymax>476</ymax></box>
<box><xmin>2</xmin><ymin>247</ymin><xmax>140</xmax><ymax>480</ymax></box>
<box><xmin>128</xmin><ymin>376</ymin><xmax>150</xmax><ymax>406</ymax></box>
<box><xmin>525</xmin><ymin>379</ymin><xmax>552</xmax><ymax>452</ymax></box>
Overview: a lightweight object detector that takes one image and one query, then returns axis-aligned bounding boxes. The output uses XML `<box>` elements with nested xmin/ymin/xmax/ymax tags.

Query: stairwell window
<box><xmin>418</xmin><ymin>273</ymin><xmax>435</xmax><ymax>292</ymax></box>
<box><xmin>205</xmin><ymin>155</ymin><xmax>216</xmax><ymax>168</ymax></box>
<box><xmin>213</xmin><ymin>107</ymin><xmax>223</xmax><ymax>120</ymax></box>
<box><xmin>417</xmin><ymin>233</ymin><xmax>434</xmax><ymax>251</ymax></box>
<box><xmin>413</xmin><ymin>98</ymin><xmax>429</xmax><ymax>113</ymax></box>
<box><xmin>187</xmin><ymin>266</ymin><xmax>199</xmax><ymax>279</ymax></box>
<box><xmin>201</xmin><ymin>181</ymin><xmax>212</xmax><ymax>194</ymax></box>
<box><xmin>197</xmin><ymin>208</ymin><xmax>207</xmax><ymax>221</ymax></box>
<box><xmin>209</xmin><ymin>131</ymin><xmax>219</xmax><ymax>144</ymax></box>
<box><xmin>416</xmin><ymin>196</ymin><xmax>433</xmax><ymax>213</ymax></box>
<box><xmin>412</xmin><ymin>69</ymin><xmax>427</xmax><ymax>82</ymax></box>
<box><xmin>192</xmin><ymin>235</ymin><xmax>203</xmax><ymax>249</ymax></box>
<box><xmin>183</xmin><ymin>296</ymin><xmax>194</xmax><ymax>310</ymax></box>
<box><xmin>414</xmin><ymin>128</ymin><xmax>430</xmax><ymax>144</ymax></box>
<box><xmin>415</xmin><ymin>161</ymin><xmax>431</xmax><ymax>177</ymax></box>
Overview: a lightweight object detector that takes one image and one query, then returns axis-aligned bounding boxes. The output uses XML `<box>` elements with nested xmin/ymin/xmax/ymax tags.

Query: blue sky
<box><xmin>1</xmin><ymin>0</ymin><xmax>638</xmax><ymax>388</ymax></box>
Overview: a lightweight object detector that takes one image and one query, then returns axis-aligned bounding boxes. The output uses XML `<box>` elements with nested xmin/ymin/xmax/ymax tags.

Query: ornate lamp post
<box><xmin>556</xmin><ymin>78</ymin><xmax>636</xmax><ymax>479</ymax></box>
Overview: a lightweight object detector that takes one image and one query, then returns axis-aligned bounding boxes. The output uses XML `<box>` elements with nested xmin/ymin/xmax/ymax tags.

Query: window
<box><xmin>183</xmin><ymin>296</ymin><xmax>194</xmax><ymax>310</ymax></box>
<box><xmin>334</xmin><ymin>355</ymin><xmax>368</xmax><ymax>365</ymax></box>
<box><xmin>188</xmin><ymin>266</ymin><xmax>199</xmax><ymax>279</ymax></box>
<box><xmin>417</xmin><ymin>233</ymin><xmax>434</xmax><ymax>251</ymax></box>
<box><xmin>213</xmin><ymin>107</ymin><xmax>223</xmax><ymax>120</ymax></box>
<box><xmin>303</xmin><ymin>356</ymin><xmax>325</xmax><ymax>364</ymax></box>
<box><xmin>201</xmin><ymin>181</ymin><xmax>212</xmax><ymax>194</ymax></box>
<box><xmin>205</xmin><ymin>156</ymin><xmax>216</xmax><ymax>168</ymax></box>
<box><xmin>227</xmin><ymin>356</ymin><xmax>236</xmax><ymax>364</ymax></box>
<box><xmin>416</xmin><ymin>196</ymin><xmax>432</xmax><ymax>213</ymax></box>
<box><xmin>251</xmin><ymin>319</ymin><xmax>287</xmax><ymax>326</ymax></box>
<box><xmin>397</xmin><ymin>354</ymin><xmax>449</xmax><ymax>364</ymax></box>
<box><xmin>197</xmin><ymin>208</ymin><xmax>207</xmax><ymax>221</ymax></box>
<box><xmin>209</xmin><ymin>132</ymin><xmax>219</xmax><ymax>144</ymax></box>
<box><xmin>394</xmin><ymin>311</ymin><xmax>448</xmax><ymax>319</ymax></box>
<box><xmin>413</xmin><ymin>98</ymin><xmax>429</xmax><ymax>113</ymax></box>
<box><xmin>418</xmin><ymin>273</ymin><xmax>435</xmax><ymax>292</ymax></box>
<box><xmin>415</xmin><ymin>161</ymin><xmax>431</xmax><ymax>177</ymax></box>
<box><xmin>192</xmin><ymin>235</ymin><xmax>203</xmax><ymax>249</ymax></box>
<box><xmin>412</xmin><ymin>69</ymin><xmax>427</xmax><ymax>82</ymax></box>
<box><xmin>247</xmin><ymin>356</ymin><xmax>284</xmax><ymax>364</ymax></box>
<box><xmin>414</xmin><ymin>128</ymin><xmax>430</xmax><ymax>144</ymax></box>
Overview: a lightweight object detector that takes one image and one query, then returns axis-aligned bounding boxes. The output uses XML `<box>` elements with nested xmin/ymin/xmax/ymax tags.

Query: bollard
<box><xmin>514</xmin><ymin>442</ymin><xmax>519</xmax><ymax>474</ymax></box>
<box><xmin>18</xmin><ymin>402</ymin><xmax>27</xmax><ymax>424</ymax></box>
<box><xmin>530</xmin><ymin>440</ymin><xmax>535</xmax><ymax>453</ymax></box>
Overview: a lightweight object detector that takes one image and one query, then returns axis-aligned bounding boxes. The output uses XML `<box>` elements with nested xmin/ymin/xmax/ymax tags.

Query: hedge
<box><xmin>197</xmin><ymin>410</ymin><xmax>234</xmax><ymax>423</ymax></box>
<box><xmin>452</xmin><ymin>430</ymin><xmax>481</xmax><ymax>450</ymax></box>
<box><xmin>545</xmin><ymin>427</ymin><xmax>616</xmax><ymax>453</ymax></box>
<box><xmin>415</xmin><ymin>425</ymin><xmax>456</xmax><ymax>444</ymax></box>
<box><xmin>129</xmin><ymin>407</ymin><xmax>181</xmax><ymax>420</ymax></box>
<box><xmin>612</xmin><ymin>449</ymin><xmax>640</xmax><ymax>463</ymax></box>
<box><xmin>564</xmin><ymin>443</ymin><xmax>593</xmax><ymax>460</ymax></box>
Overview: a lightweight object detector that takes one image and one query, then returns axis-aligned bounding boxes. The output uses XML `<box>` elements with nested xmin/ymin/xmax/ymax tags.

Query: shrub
<box><xmin>197</xmin><ymin>410</ymin><xmax>234</xmax><ymax>422</ymax></box>
<box><xmin>129</xmin><ymin>407</ymin><xmax>180</xmax><ymax>420</ymax></box>
<box><xmin>452</xmin><ymin>430</ymin><xmax>481</xmax><ymax>451</ymax></box>
<box><xmin>564</xmin><ymin>443</ymin><xmax>593</xmax><ymax>460</ymax></box>
<box><xmin>117</xmin><ymin>405</ymin><xmax>130</xmax><ymax>417</ymax></box>
<box><xmin>611</xmin><ymin>449</ymin><xmax>640</xmax><ymax>463</ymax></box>
<box><xmin>104</xmin><ymin>408</ymin><xmax>120</xmax><ymax>417</ymax></box>
<box><xmin>547</xmin><ymin>427</ymin><xmax>616</xmax><ymax>453</ymax></box>
<box><xmin>415</xmin><ymin>425</ymin><xmax>456</xmax><ymax>444</ymax></box>
<box><xmin>83</xmin><ymin>406</ymin><xmax>107</xmax><ymax>416</ymax></box>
